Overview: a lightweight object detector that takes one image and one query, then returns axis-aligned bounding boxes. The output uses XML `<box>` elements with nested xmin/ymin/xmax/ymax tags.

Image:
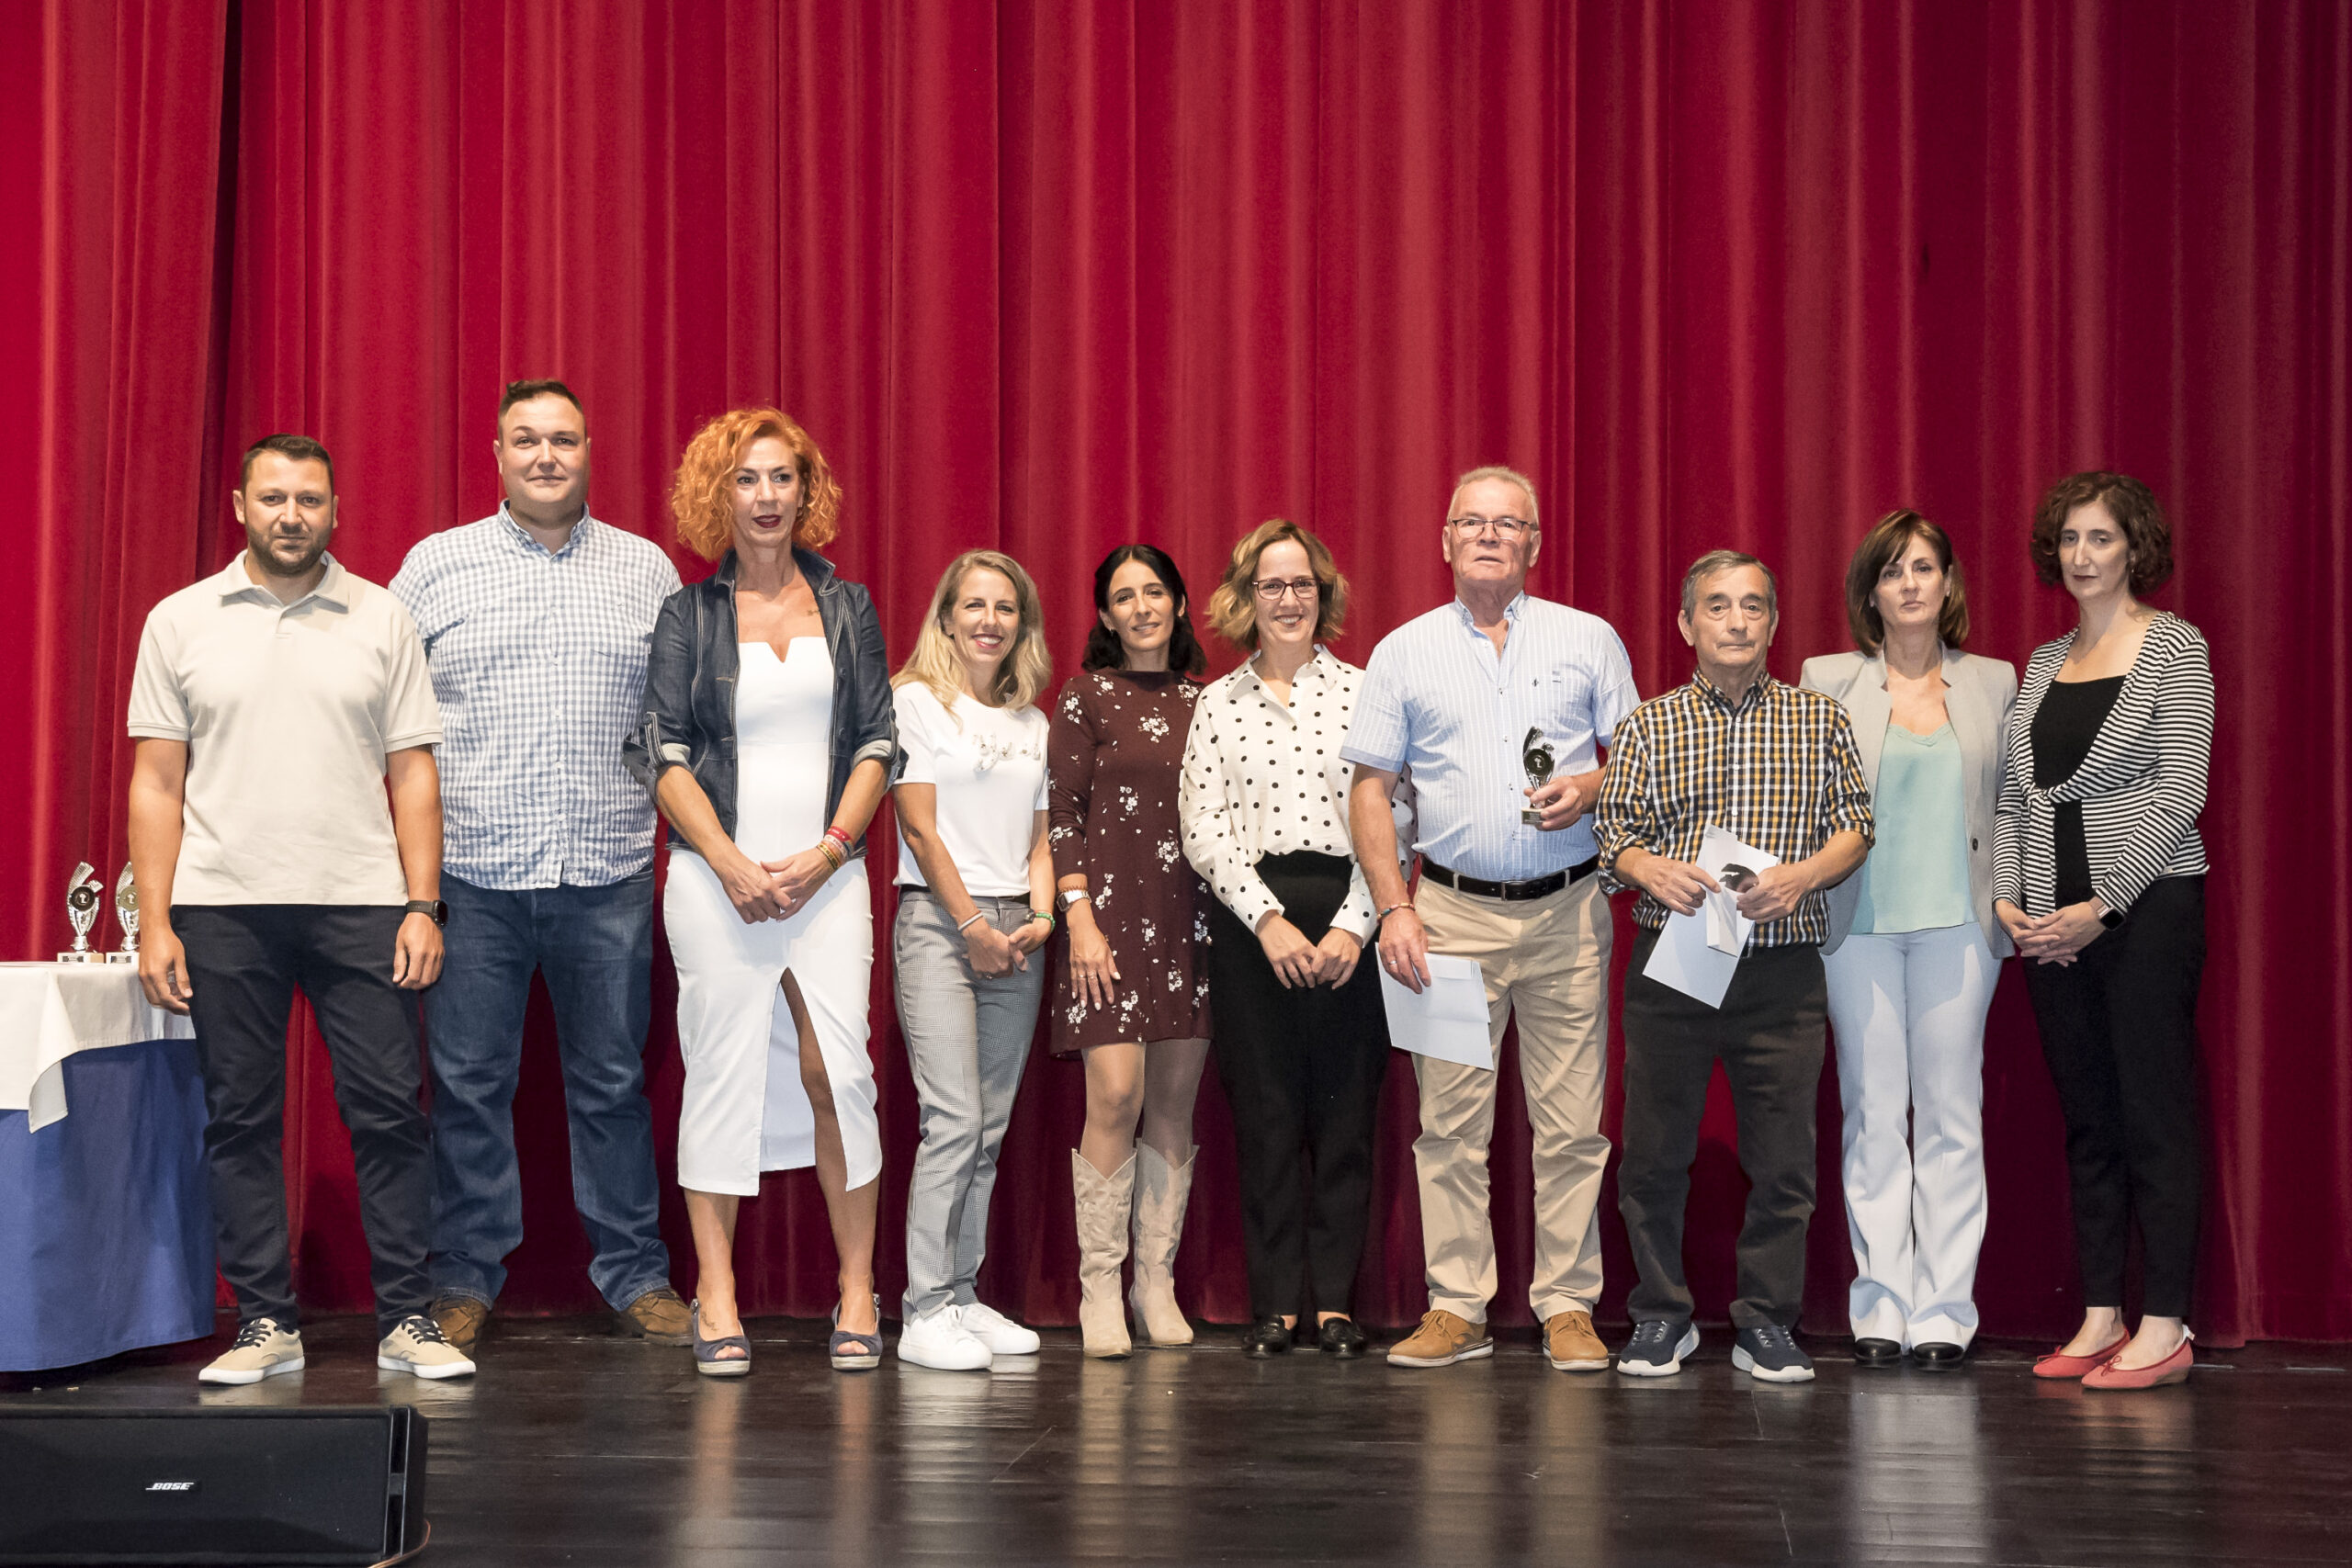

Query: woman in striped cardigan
<box><xmin>1993</xmin><ymin>471</ymin><xmax>2214</xmax><ymax>1392</ymax></box>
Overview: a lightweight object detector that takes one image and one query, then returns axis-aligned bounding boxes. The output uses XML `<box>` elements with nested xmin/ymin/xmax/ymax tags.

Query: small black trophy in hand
<box><xmin>1521</xmin><ymin>728</ymin><xmax>1555</xmax><ymax>827</ymax></box>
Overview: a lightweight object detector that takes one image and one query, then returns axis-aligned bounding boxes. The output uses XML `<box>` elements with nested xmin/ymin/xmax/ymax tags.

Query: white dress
<box><xmin>664</xmin><ymin>638</ymin><xmax>881</xmax><ymax>1195</ymax></box>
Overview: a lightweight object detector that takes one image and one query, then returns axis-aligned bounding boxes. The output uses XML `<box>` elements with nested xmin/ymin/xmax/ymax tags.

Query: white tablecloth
<box><xmin>0</xmin><ymin>962</ymin><xmax>196</xmax><ymax>1130</ymax></box>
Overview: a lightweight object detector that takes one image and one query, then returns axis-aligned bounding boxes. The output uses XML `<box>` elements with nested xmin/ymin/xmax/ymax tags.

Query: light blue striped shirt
<box><xmin>390</xmin><ymin>505</ymin><xmax>682</xmax><ymax>890</ymax></box>
<box><xmin>1341</xmin><ymin>593</ymin><xmax>1639</xmax><ymax>881</ymax></box>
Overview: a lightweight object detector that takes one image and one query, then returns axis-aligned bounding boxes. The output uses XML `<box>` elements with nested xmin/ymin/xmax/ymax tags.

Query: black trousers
<box><xmin>1207</xmin><ymin>852</ymin><xmax>1390</xmax><ymax>1321</ymax></box>
<box><xmin>176</xmin><ymin>905</ymin><xmax>434</xmax><ymax>1335</ymax></box>
<box><xmin>1618</xmin><ymin>931</ymin><xmax>1827</xmax><ymax>1328</ymax></box>
<box><xmin>2021</xmin><ymin>874</ymin><xmax>2206</xmax><ymax>1319</ymax></box>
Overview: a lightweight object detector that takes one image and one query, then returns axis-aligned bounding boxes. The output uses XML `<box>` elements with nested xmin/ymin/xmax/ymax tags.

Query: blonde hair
<box><xmin>893</xmin><ymin>550</ymin><xmax>1052</xmax><ymax>715</ymax></box>
<box><xmin>667</xmin><ymin>406</ymin><xmax>842</xmax><ymax>561</ymax></box>
<box><xmin>1206</xmin><ymin>519</ymin><xmax>1349</xmax><ymax>650</ymax></box>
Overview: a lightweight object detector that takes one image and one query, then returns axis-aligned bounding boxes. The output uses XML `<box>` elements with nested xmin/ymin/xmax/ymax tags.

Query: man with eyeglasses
<box><xmin>1345</xmin><ymin>465</ymin><xmax>1639</xmax><ymax>1373</ymax></box>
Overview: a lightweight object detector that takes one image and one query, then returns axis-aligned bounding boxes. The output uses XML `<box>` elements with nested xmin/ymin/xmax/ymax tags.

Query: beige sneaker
<box><xmin>1544</xmin><ymin>1310</ymin><xmax>1611</xmax><ymax>1371</ymax></box>
<box><xmin>1385</xmin><ymin>1309</ymin><xmax>1494</xmax><ymax>1368</ymax></box>
<box><xmin>198</xmin><ymin>1317</ymin><xmax>305</xmax><ymax>1385</ymax></box>
<box><xmin>379</xmin><ymin>1314</ymin><xmax>477</xmax><ymax>1380</ymax></box>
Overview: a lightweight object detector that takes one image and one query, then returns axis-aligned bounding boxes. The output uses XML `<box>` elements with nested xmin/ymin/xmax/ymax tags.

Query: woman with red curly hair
<box><xmin>624</xmin><ymin>408</ymin><xmax>896</xmax><ymax>1376</ymax></box>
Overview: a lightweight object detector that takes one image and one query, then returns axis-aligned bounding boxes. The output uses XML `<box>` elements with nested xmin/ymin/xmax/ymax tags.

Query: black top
<box><xmin>2031</xmin><ymin>675</ymin><xmax>2126</xmax><ymax>908</ymax></box>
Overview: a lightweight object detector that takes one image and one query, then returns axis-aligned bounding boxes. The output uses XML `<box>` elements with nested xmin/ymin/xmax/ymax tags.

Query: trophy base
<box><xmin>104</xmin><ymin>952</ymin><xmax>137</xmax><ymax>964</ymax></box>
<box><xmin>56</xmin><ymin>951</ymin><xmax>107</xmax><ymax>964</ymax></box>
<box><xmin>1521</xmin><ymin>809</ymin><xmax>1548</xmax><ymax>827</ymax></box>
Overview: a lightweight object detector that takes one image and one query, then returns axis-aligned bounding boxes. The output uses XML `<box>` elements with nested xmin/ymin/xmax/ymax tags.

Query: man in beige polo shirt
<box><xmin>126</xmin><ymin>433</ymin><xmax>473</xmax><ymax>1385</ymax></box>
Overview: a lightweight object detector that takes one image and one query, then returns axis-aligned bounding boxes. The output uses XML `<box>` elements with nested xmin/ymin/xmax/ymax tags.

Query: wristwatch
<box><xmin>405</xmin><ymin>899</ymin><xmax>449</xmax><ymax>928</ymax></box>
<box><xmin>1057</xmin><ymin>888</ymin><xmax>1091</xmax><ymax>912</ymax></box>
<box><xmin>2097</xmin><ymin>904</ymin><xmax>2124</xmax><ymax>930</ymax></box>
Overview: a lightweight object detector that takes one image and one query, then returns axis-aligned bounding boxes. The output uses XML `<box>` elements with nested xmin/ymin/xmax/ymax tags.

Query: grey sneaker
<box><xmin>198</xmin><ymin>1317</ymin><xmax>304</xmax><ymax>1385</ymax></box>
<box><xmin>1732</xmin><ymin>1323</ymin><xmax>1815</xmax><ymax>1383</ymax></box>
<box><xmin>1614</xmin><ymin>1318</ymin><xmax>1699</xmax><ymax>1377</ymax></box>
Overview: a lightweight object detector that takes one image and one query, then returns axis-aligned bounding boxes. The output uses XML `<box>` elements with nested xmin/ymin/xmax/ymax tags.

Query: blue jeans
<box><xmin>424</xmin><ymin>869</ymin><xmax>671</xmax><ymax>1309</ymax></box>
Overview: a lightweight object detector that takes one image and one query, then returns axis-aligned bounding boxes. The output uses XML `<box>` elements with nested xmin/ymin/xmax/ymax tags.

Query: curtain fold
<box><xmin>5</xmin><ymin>0</ymin><xmax>2344</xmax><ymax>1342</ymax></box>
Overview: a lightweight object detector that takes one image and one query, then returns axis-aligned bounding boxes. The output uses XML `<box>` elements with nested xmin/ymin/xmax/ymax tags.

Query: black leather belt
<box><xmin>1419</xmin><ymin>856</ymin><xmax>1599</xmax><ymax>902</ymax></box>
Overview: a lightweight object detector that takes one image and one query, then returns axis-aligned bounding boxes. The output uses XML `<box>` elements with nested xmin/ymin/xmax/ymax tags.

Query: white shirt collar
<box><xmin>216</xmin><ymin>551</ymin><xmax>351</xmax><ymax>611</ymax></box>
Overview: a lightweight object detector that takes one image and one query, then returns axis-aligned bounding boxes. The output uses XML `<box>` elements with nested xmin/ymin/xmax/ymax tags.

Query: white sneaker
<box><xmin>896</xmin><ymin>1304</ymin><xmax>994</xmax><ymax>1371</ymax></box>
<box><xmin>378</xmin><ymin>1314</ymin><xmax>477</xmax><ymax>1380</ymax></box>
<box><xmin>198</xmin><ymin>1317</ymin><xmax>305</xmax><ymax>1385</ymax></box>
<box><xmin>957</xmin><ymin>1301</ymin><xmax>1042</xmax><ymax>1356</ymax></box>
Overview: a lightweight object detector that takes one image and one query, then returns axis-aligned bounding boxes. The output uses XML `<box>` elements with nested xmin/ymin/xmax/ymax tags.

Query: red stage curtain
<box><xmin>6</xmin><ymin>0</ymin><xmax>2346</xmax><ymax>1343</ymax></box>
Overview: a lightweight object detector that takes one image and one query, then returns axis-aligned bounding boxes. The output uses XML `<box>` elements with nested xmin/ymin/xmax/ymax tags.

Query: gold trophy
<box><xmin>59</xmin><ymin>862</ymin><xmax>105</xmax><ymax>963</ymax></box>
<box><xmin>108</xmin><ymin>863</ymin><xmax>140</xmax><ymax>964</ymax></box>
<box><xmin>1521</xmin><ymin>728</ymin><xmax>1556</xmax><ymax>827</ymax></box>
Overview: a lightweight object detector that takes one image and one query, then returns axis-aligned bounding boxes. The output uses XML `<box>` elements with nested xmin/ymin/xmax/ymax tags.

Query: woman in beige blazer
<box><xmin>1801</xmin><ymin>511</ymin><xmax>2016</xmax><ymax>1371</ymax></box>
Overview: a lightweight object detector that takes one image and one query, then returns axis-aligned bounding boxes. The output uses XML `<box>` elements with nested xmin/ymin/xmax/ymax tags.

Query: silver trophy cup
<box><xmin>60</xmin><ymin>861</ymin><xmax>106</xmax><ymax>963</ymax></box>
<box><xmin>108</xmin><ymin>863</ymin><xmax>140</xmax><ymax>963</ymax></box>
<box><xmin>1521</xmin><ymin>728</ymin><xmax>1556</xmax><ymax>827</ymax></box>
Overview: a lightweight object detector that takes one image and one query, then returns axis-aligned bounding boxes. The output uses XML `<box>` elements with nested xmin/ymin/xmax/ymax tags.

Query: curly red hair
<box><xmin>667</xmin><ymin>407</ymin><xmax>842</xmax><ymax>560</ymax></box>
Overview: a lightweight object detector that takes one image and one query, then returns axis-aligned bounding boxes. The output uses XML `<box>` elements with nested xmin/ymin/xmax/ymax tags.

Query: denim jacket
<box><xmin>624</xmin><ymin>547</ymin><xmax>896</xmax><ymax>858</ymax></box>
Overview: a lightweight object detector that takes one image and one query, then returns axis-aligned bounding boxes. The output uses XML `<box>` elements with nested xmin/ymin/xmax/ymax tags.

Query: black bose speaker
<box><xmin>0</xmin><ymin>1405</ymin><xmax>427</xmax><ymax>1565</ymax></box>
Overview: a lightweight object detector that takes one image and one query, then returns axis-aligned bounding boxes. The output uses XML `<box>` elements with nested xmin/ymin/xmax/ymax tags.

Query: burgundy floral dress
<box><xmin>1046</xmin><ymin>669</ymin><xmax>1214</xmax><ymax>1055</ymax></box>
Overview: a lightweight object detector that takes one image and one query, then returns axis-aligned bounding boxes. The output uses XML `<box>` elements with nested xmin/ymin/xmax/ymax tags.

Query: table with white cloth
<box><xmin>0</xmin><ymin>962</ymin><xmax>213</xmax><ymax>1371</ymax></box>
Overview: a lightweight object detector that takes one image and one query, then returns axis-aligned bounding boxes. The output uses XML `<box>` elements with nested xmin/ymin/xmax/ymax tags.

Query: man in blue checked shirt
<box><xmin>390</xmin><ymin>379</ymin><xmax>689</xmax><ymax>1355</ymax></box>
<box><xmin>1346</xmin><ymin>465</ymin><xmax>1640</xmax><ymax>1375</ymax></box>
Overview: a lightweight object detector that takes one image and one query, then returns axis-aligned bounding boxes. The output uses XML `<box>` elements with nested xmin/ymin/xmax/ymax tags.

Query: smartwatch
<box><xmin>405</xmin><ymin>899</ymin><xmax>449</xmax><ymax>929</ymax></box>
<box><xmin>2097</xmin><ymin>905</ymin><xmax>2124</xmax><ymax>930</ymax></box>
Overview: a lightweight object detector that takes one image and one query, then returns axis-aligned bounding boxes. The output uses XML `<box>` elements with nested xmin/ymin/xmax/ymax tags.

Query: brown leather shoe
<box><xmin>429</xmin><ymin>1294</ymin><xmax>491</xmax><ymax>1358</ymax></box>
<box><xmin>1544</xmin><ymin>1310</ymin><xmax>1611</xmax><ymax>1371</ymax></box>
<box><xmin>615</xmin><ymin>1287</ymin><xmax>693</xmax><ymax>1347</ymax></box>
<box><xmin>1385</xmin><ymin>1309</ymin><xmax>1494</xmax><ymax>1368</ymax></box>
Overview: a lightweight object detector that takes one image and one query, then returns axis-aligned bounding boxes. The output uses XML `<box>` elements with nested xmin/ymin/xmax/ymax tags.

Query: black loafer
<box><xmin>1911</xmin><ymin>1341</ymin><xmax>1966</xmax><ymax>1371</ymax></box>
<box><xmin>1852</xmin><ymin>1337</ymin><xmax>1903</xmax><ymax>1367</ymax></box>
<box><xmin>1317</xmin><ymin>1316</ymin><xmax>1369</xmax><ymax>1358</ymax></box>
<box><xmin>1243</xmin><ymin>1316</ymin><xmax>1294</xmax><ymax>1358</ymax></box>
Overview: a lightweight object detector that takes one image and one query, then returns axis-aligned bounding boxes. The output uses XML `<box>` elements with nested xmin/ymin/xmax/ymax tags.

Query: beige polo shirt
<box><xmin>127</xmin><ymin>554</ymin><xmax>442</xmax><ymax>907</ymax></box>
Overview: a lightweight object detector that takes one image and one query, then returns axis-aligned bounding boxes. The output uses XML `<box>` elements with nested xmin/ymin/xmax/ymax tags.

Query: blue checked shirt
<box><xmin>1341</xmin><ymin>593</ymin><xmax>1640</xmax><ymax>881</ymax></box>
<box><xmin>391</xmin><ymin>505</ymin><xmax>683</xmax><ymax>889</ymax></box>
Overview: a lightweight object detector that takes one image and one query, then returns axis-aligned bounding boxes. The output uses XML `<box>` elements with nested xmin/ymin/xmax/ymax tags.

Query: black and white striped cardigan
<box><xmin>1992</xmin><ymin>613</ymin><xmax>2213</xmax><ymax>918</ymax></box>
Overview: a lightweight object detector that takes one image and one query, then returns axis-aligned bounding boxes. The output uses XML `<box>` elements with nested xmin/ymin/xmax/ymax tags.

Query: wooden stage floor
<box><xmin>7</xmin><ymin>1315</ymin><xmax>2349</xmax><ymax>1566</ymax></box>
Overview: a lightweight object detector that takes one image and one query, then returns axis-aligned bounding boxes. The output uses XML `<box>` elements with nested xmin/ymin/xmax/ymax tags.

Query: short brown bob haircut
<box><xmin>1206</xmin><ymin>519</ymin><xmax>1349</xmax><ymax>650</ymax></box>
<box><xmin>1845</xmin><ymin>510</ymin><xmax>1971</xmax><ymax>654</ymax></box>
<box><xmin>2030</xmin><ymin>471</ymin><xmax>2173</xmax><ymax>596</ymax></box>
<box><xmin>668</xmin><ymin>406</ymin><xmax>842</xmax><ymax>561</ymax></box>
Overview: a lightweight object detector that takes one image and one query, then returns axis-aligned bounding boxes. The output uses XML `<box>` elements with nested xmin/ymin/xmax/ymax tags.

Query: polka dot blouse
<box><xmin>1178</xmin><ymin>647</ymin><xmax>1379</xmax><ymax>942</ymax></box>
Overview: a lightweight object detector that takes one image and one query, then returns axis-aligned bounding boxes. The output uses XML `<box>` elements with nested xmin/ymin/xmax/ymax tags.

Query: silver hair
<box><xmin>1450</xmin><ymin>465</ymin><xmax>1540</xmax><ymax>527</ymax></box>
<box><xmin>1679</xmin><ymin>549</ymin><xmax>1779</xmax><ymax>619</ymax></box>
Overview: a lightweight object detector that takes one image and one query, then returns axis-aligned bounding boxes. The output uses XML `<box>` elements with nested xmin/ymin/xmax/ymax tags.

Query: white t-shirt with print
<box><xmin>892</xmin><ymin>682</ymin><xmax>1050</xmax><ymax>897</ymax></box>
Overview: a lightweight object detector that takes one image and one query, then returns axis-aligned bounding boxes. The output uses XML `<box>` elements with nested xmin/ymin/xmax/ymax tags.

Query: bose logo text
<box><xmin>145</xmin><ymin>1481</ymin><xmax>199</xmax><ymax>1493</ymax></box>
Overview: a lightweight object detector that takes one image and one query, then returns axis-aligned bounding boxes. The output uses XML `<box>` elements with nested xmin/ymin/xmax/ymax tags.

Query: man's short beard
<box><xmin>247</xmin><ymin>525</ymin><xmax>332</xmax><ymax>579</ymax></box>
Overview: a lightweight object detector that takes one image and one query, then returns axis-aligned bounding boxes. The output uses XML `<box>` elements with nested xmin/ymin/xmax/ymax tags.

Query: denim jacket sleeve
<box><xmin>626</xmin><ymin>583</ymin><xmax>697</xmax><ymax>801</ymax></box>
<box><xmin>843</xmin><ymin>583</ymin><xmax>897</xmax><ymax>778</ymax></box>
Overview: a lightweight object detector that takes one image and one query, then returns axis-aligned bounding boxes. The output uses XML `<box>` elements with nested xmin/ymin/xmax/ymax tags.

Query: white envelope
<box><xmin>1641</xmin><ymin>824</ymin><xmax>1780</xmax><ymax>1010</ymax></box>
<box><xmin>1378</xmin><ymin>954</ymin><xmax>1493</xmax><ymax>1069</ymax></box>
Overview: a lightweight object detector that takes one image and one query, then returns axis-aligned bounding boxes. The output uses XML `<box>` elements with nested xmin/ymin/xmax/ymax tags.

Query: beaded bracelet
<box><xmin>1029</xmin><ymin>908</ymin><xmax>1055</xmax><ymax>927</ymax></box>
<box><xmin>1377</xmin><ymin>902</ymin><xmax>1412</xmax><ymax>923</ymax></box>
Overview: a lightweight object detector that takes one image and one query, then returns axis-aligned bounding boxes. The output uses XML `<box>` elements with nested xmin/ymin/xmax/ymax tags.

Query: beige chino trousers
<box><xmin>1410</xmin><ymin>873</ymin><xmax>1612</xmax><ymax>1323</ymax></box>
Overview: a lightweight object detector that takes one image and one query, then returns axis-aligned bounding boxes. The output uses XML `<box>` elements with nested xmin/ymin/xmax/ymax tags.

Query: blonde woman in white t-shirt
<box><xmin>889</xmin><ymin>550</ymin><xmax>1059</xmax><ymax>1371</ymax></box>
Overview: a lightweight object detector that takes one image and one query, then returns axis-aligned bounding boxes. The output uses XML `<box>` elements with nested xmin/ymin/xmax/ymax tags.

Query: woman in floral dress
<box><xmin>1048</xmin><ymin>544</ymin><xmax>1214</xmax><ymax>1358</ymax></box>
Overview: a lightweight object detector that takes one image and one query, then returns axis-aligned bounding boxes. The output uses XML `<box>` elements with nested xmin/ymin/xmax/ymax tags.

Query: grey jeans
<box><xmin>895</xmin><ymin>890</ymin><xmax>1046</xmax><ymax>1320</ymax></box>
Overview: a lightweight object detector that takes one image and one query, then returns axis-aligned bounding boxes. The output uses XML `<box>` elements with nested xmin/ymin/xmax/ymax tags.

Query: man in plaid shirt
<box><xmin>390</xmin><ymin>380</ymin><xmax>689</xmax><ymax>1356</ymax></box>
<box><xmin>1593</xmin><ymin>550</ymin><xmax>1873</xmax><ymax>1383</ymax></box>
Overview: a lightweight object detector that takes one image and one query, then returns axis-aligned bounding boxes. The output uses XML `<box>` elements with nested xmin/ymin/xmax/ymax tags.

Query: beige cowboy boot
<box><xmin>1128</xmin><ymin>1143</ymin><xmax>1197</xmax><ymax>1347</ymax></box>
<box><xmin>1071</xmin><ymin>1150</ymin><xmax>1135</xmax><ymax>1359</ymax></box>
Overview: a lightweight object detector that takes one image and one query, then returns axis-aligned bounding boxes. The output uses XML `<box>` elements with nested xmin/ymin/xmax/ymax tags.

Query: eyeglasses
<box><xmin>1251</xmin><ymin>577</ymin><xmax>1320</xmax><ymax>603</ymax></box>
<box><xmin>1447</xmin><ymin>515</ymin><xmax>1536</xmax><ymax>540</ymax></box>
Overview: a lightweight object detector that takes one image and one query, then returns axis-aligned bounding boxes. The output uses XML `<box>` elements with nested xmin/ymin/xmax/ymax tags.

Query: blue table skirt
<box><xmin>0</xmin><ymin>1037</ymin><xmax>215</xmax><ymax>1371</ymax></box>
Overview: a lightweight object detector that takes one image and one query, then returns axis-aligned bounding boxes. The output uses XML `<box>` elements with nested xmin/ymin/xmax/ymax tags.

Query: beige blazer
<box><xmin>1799</xmin><ymin>645</ymin><xmax>2018</xmax><ymax>957</ymax></box>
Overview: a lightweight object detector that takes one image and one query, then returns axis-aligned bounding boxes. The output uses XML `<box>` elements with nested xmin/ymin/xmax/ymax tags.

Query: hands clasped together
<box><xmin>1996</xmin><ymin>898</ymin><xmax>2106</xmax><ymax>966</ymax></box>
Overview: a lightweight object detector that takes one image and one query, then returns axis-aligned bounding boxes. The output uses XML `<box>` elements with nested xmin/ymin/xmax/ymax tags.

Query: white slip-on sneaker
<box><xmin>198</xmin><ymin>1318</ymin><xmax>305</xmax><ymax>1385</ymax></box>
<box><xmin>378</xmin><ymin>1314</ymin><xmax>478</xmax><ymax>1380</ymax></box>
<box><xmin>957</xmin><ymin>1301</ymin><xmax>1042</xmax><ymax>1356</ymax></box>
<box><xmin>896</xmin><ymin>1305</ymin><xmax>994</xmax><ymax>1371</ymax></box>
